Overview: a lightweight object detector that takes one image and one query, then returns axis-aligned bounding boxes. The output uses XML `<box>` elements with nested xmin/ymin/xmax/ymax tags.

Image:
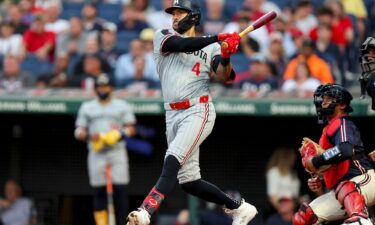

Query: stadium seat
<box><xmin>60</xmin><ymin>2</ymin><xmax>84</xmax><ymax>20</ymax></box>
<box><xmin>21</xmin><ymin>55</ymin><xmax>54</xmax><ymax>78</ymax></box>
<box><xmin>115</xmin><ymin>31</ymin><xmax>140</xmax><ymax>53</ymax></box>
<box><xmin>98</xmin><ymin>3</ymin><xmax>122</xmax><ymax>23</ymax></box>
<box><xmin>231</xmin><ymin>54</ymin><xmax>251</xmax><ymax>73</ymax></box>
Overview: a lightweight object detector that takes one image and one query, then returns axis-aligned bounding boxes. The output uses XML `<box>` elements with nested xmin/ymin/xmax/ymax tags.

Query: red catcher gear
<box><xmin>335</xmin><ymin>180</ymin><xmax>369</xmax><ymax>223</ymax></box>
<box><xmin>319</xmin><ymin>116</ymin><xmax>350</xmax><ymax>189</ymax></box>
<box><xmin>293</xmin><ymin>203</ymin><xmax>318</xmax><ymax>225</ymax></box>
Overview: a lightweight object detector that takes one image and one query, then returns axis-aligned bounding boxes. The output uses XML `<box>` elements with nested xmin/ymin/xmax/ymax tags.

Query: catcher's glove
<box><xmin>299</xmin><ymin>137</ymin><xmax>330</xmax><ymax>174</ymax></box>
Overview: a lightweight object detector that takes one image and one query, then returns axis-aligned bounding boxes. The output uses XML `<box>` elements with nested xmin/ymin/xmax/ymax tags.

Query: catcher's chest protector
<box><xmin>319</xmin><ymin>116</ymin><xmax>349</xmax><ymax>189</ymax></box>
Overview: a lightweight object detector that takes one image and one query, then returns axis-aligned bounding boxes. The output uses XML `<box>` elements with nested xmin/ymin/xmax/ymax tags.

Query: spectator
<box><xmin>0</xmin><ymin>180</ymin><xmax>37</xmax><ymax>225</ymax></box>
<box><xmin>70</xmin><ymin>53</ymin><xmax>111</xmax><ymax>89</ymax></box>
<box><xmin>99</xmin><ymin>22</ymin><xmax>121</xmax><ymax>68</ymax></box>
<box><xmin>288</xmin><ymin>27</ymin><xmax>305</xmax><ymax>59</ymax></box>
<box><xmin>18</xmin><ymin>0</ymin><xmax>44</xmax><ymax>26</ymax></box>
<box><xmin>146</xmin><ymin>0</ymin><xmax>173</xmax><ymax>30</ymax></box>
<box><xmin>81</xmin><ymin>3</ymin><xmax>105</xmax><ymax>33</ymax></box>
<box><xmin>6</xmin><ymin>5</ymin><xmax>29</xmax><ymax>35</ymax></box>
<box><xmin>117</xmin><ymin>4</ymin><xmax>149</xmax><ymax>33</ymax></box>
<box><xmin>325</xmin><ymin>0</ymin><xmax>354</xmax><ymax>51</ymax></box>
<box><xmin>266</xmin><ymin>32</ymin><xmax>287</xmax><ymax>81</ymax></box>
<box><xmin>202</xmin><ymin>0</ymin><xmax>227</xmax><ymax>35</ymax></box>
<box><xmin>122</xmin><ymin>55</ymin><xmax>160</xmax><ymax>91</ymax></box>
<box><xmin>139</xmin><ymin>28</ymin><xmax>154</xmax><ymax>54</ymax></box>
<box><xmin>273</xmin><ymin>17</ymin><xmax>296</xmax><ymax>58</ymax></box>
<box><xmin>56</xmin><ymin>17</ymin><xmax>90</xmax><ymax>57</ymax></box>
<box><xmin>264</xmin><ymin>196</ymin><xmax>295</xmax><ymax>225</ymax></box>
<box><xmin>44</xmin><ymin>1</ymin><xmax>69</xmax><ymax>34</ymax></box>
<box><xmin>22</xmin><ymin>13</ymin><xmax>56</xmax><ymax>62</ymax></box>
<box><xmin>115</xmin><ymin>39</ymin><xmax>158</xmax><ymax>87</ymax></box>
<box><xmin>0</xmin><ymin>55</ymin><xmax>33</xmax><ymax>92</ymax></box>
<box><xmin>283</xmin><ymin>40</ymin><xmax>334</xmax><ymax>84</ymax></box>
<box><xmin>48</xmin><ymin>53</ymin><xmax>70</xmax><ymax>87</ymax></box>
<box><xmin>236</xmin><ymin>55</ymin><xmax>278</xmax><ymax>98</ymax></box>
<box><xmin>0</xmin><ymin>22</ymin><xmax>23</xmax><ymax>57</ymax></box>
<box><xmin>74</xmin><ymin>73</ymin><xmax>137</xmax><ymax>225</ymax></box>
<box><xmin>342</xmin><ymin>0</ymin><xmax>367</xmax><ymax>41</ymax></box>
<box><xmin>281</xmin><ymin>62</ymin><xmax>321</xmax><ymax>97</ymax></box>
<box><xmin>293</xmin><ymin>0</ymin><xmax>318</xmax><ymax>36</ymax></box>
<box><xmin>313</xmin><ymin>23</ymin><xmax>344</xmax><ymax>84</ymax></box>
<box><xmin>265</xmin><ymin>147</ymin><xmax>300</xmax><ymax>210</ymax></box>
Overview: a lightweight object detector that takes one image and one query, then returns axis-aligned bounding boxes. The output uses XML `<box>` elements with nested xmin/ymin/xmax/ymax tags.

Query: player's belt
<box><xmin>164</xmin><ymin>95</ymin><xmax>210</xmax><ymax>110</ymax></box>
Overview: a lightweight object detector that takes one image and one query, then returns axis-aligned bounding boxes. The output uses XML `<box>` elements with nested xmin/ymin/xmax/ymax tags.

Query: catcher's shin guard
<box><xmin>94</xmin><ymin>210</ymin><xmax>108</xmax><ymax>225</ymax></box>
<box><xmin>293</xmin><ymin>203</ymin><xmax>318</xmax><ymax>225</ymax></box>
<box><xmin>335</xmin><ymin>180</ymin><xmax>369</xmax><ymax>223</ymax></box>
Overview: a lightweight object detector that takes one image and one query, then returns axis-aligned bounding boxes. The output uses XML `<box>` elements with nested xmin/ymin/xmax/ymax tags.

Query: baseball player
<box><xmin>75</xmin><ymin>74</ymin><xmax>137</xmax><ymax>225</ymax></box>
<box><xmin>294</xmin><ymin>84</ymin><xmax>375</xmax><ymax>225</ymax></box>
<box><xmin>126</xmin><ymin>0</ymin><xmax>257</xmax><ymax>225</ymax></box>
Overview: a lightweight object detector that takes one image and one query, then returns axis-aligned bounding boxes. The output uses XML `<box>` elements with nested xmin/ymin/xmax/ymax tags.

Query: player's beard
<box><xmin>97</xmin><ymin>91</ymin><xmax>111</xmax><ymax>100</ymax></box>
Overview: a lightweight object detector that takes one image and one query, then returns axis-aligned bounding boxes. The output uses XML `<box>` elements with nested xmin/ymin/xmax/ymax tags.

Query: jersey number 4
<box><xmin>192</xmin><ymin>62</ymin><xmax>201</xmax><ymax>76</ymax></box>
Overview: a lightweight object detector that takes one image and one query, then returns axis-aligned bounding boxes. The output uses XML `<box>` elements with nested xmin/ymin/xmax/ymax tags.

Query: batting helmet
<box><xmin>313</xmin><ymin>84</ymin><xmax>353</xmax><ymax>123</ymax></box>
<box><xmin>165</xmin><ymin>0</ymin><xmax>201</xmax><ymax>33</ymax></box>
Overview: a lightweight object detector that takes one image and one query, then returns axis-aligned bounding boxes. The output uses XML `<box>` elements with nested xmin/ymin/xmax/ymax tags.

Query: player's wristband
<box><xmin>220</xmin><ymin>57</ymin><xmax>230</xmax><ymax>66</ymax></box>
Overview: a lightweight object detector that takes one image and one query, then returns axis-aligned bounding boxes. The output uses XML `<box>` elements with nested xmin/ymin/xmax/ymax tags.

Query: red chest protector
<box><xmin>319</xmin><ymin>116</ymin><xmax>350</xmax><ymax>189</ymax></box>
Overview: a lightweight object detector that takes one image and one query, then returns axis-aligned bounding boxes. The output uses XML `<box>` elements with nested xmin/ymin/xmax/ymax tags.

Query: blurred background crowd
<box><xmin>0</xmin><ymin>0</ymin><xmax>374</xmax><ymax>98</ymax></box>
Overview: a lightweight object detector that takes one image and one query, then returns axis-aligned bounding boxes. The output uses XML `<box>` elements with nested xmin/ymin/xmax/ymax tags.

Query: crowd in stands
<box><xmin>0</xmin><ymin>0</ymin><xmax>374</xmax><ymax>98</ymax></box>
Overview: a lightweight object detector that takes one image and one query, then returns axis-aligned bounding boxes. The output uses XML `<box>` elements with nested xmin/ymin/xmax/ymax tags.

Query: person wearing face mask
<box><xmin>74</xmin><ymin>74</ymin><xmax>137</xmax><ymax>225</ymax></box>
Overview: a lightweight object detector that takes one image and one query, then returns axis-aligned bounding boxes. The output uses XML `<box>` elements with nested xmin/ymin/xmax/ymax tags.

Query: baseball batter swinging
<box><xmin>126</xmin><ymin>0</ymin><xmax>257</xmax><ymax>225</ymax></box>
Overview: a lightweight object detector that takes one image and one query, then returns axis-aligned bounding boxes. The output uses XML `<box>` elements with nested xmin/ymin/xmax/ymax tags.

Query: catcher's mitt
<box><xmin>299</xmin><ymin>137</ymin><xmax>330</xmax><ymax>174</ymax></box>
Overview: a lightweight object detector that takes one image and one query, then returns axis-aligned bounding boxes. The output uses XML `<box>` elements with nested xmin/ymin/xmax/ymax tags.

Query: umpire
<box><xmin>74</xmin><ymin>73</ymin><xmax>137</xmax><ymax>225</ymax></box>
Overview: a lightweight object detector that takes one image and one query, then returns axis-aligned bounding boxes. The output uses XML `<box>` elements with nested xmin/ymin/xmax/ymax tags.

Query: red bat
<box><xmin>222</xmin><ymin>11</ymin><xmax>277</xmax><ymax>49</ymax></box>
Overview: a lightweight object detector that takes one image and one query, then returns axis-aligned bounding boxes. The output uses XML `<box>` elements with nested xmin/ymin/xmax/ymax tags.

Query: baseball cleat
<box><xmin>126</xmin><ymin>208</ymin><xmax>150</xmax><ymax>225</ymax></box>
<box><xmin>224</xmin><ymin>199</ymin><xmax>258</xmax><ymax>225</ymax></box>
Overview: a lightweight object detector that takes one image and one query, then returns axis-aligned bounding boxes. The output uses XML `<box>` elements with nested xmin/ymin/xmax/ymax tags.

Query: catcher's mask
<box><xmin>165</xmin><ymin>0</ymin><xmax>201</xmax><ymax>34</ymax></box>
<box><xmin>313</xmin><ymin>84</ymin><xmax>353</xmax><ymax>124</ymax></box>
<box><xmin>359</xmin><ymin>37</ymin><xmax>375</xmax><ymax>110</ymax></box>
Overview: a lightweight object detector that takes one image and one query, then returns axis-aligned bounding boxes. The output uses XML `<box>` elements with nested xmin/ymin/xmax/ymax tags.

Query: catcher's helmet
<box><xmin>165</xmin><ymin>0</ymin><xmax>201</xmax><ymax>33</ymax></box>
<box><xmin>313</xmin><ymin>84</ymin><xmax>353</xmax><ymax>123</ymax></box>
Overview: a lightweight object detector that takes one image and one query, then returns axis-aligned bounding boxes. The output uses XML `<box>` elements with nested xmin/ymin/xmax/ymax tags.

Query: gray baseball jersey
<box><xmin>153</xmin><ymin>29</ymin><xmax>221</xmax><ymax>103</ymax></box>
<box><xmin>153</xmin><ymin>29</ymin><xmax>220</xmax><ymax>184</ymax></box>
<box><xmin>76</xmin><ymin>98</ymin><xmax>136</xmax><ymax>187</ymax></box>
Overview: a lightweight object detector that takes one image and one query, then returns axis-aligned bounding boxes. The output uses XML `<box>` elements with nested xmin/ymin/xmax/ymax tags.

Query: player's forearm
<box><xmin>212</xmin><ymin>56</ymin><xmax>236</xmax><ymax>82</ymax></box>
<box><xmin>162</xmin><ymin>35</ymin><xmax>218</xmax><ymax>53</ymax></box>
<box><xmin>216</xmin><ymin>63</ymin><xmax>235</xmax><ymax>82</ymax></box>
<box><xmin>74</xmin><ymin>127</ymin><xmax>88</xmax><ymax>141</ymax></box>
<box><xmin>312</xmin><ymin>142</ymin><xmax>354</xmax><ymax>167</ymax></box>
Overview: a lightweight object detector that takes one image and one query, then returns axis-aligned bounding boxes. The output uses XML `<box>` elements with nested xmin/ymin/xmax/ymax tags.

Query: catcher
<box><xmin>294</xmin><ymin>83</ymin><xmax>375</xmax><ymax>225</ymax></box>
